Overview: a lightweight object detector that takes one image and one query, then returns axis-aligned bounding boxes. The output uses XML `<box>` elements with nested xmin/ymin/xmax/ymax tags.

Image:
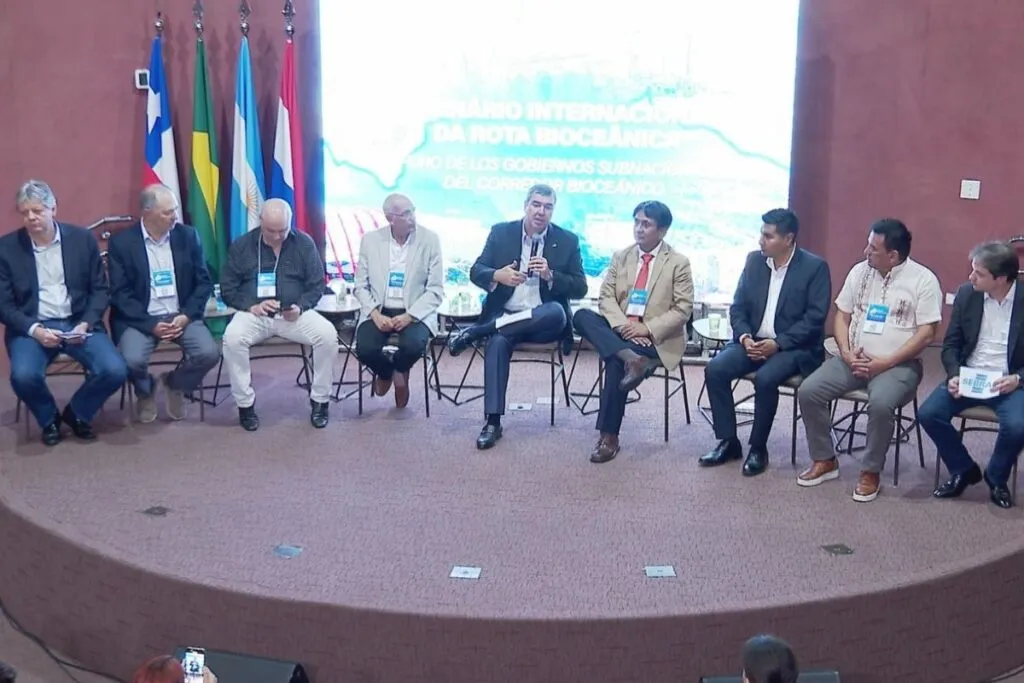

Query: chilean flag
<box><xmin>143</xmin><ymin>35</ymin><xmax>182</xmax><ymax>210</ymax></box>
<box><xmin>270</xmin><ymin>40</ymin><xmax>308</xmax><ymax>235</ymax></box>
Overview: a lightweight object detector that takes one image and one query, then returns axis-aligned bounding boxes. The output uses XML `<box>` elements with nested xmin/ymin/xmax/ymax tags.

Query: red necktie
<box><xmin>628</xmin><ymin>253</ymin><xmax>654</xmax><ymax>321</ymax></box>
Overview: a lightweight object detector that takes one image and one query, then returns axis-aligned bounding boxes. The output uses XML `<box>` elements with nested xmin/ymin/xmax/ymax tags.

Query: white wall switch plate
<box><xmin>945</xmin><ymin>292</ymin><xmax>956</xmax><ymax>305</ymax></box>
<box><xmin>960</xmin><ymin>179</ymin><xmax>981</xmax><ymax>200</ymax></box>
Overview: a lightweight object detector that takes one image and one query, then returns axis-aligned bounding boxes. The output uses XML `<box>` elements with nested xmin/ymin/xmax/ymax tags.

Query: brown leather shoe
<box><xmin>373</xmin><ymin>376</ymin><xmax>392</xmax><ymax>397</ymax></box>
<box><xmin>853</xmin><ymin>471</ymin><xmax>881</xmax><ymax>502</ymax></box>
<box><xmin>393</xmin><ymin>371</ymin><xmax>410</xmax><ymax>408</ymax></box>
<box><xmin>797</xmin><ymin>458</ymin><xmax>839</xmax><ymax>487</ymax></box>
<box><xmin>590</xmin><ymin>433</ymin><xmax>620</xmax><ymax>463</ymax></box>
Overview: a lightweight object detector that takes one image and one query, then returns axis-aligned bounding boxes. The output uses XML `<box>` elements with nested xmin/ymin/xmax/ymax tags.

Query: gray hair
<box><xmin>261</xmin><ymin>197</ymin><xmax>294</xmax><ymax>224</ymax></box>
<box><xmin>524</xmin><ymin>183</ymin><xmax>556</xmax><ymax>205</ymax></box>
<box><xmin>140</xmin><ymin>184</ymin><xmax>177</xmax><ymax>212</ymax></box>
<box><xmin>16</xmin><ymin>180</ymin><xmax>56</xmax><ymax>209</ymax></box>
<box><xmin>969</xmin><ymin>240</ymin><xmax>1020</xmax><ymax>281</ymax></box>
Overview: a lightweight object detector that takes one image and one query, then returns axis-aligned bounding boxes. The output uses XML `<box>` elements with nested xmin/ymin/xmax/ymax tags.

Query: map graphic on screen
<box><xmin>320</xmin><ymin>0</ymin><xmax>799</xmax><ymax>303</ymax></box>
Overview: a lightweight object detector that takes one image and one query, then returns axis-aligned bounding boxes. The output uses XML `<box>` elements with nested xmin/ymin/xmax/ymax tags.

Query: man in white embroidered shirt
<box><xmin>797</xmin><ymin>218</ymin><xmax>942</xmax><ymax>502</ymax></box>
<box><xmin>919</xmin><ymin>241</ymin><xmax>1024</xmax><ymax>509</ymax></box>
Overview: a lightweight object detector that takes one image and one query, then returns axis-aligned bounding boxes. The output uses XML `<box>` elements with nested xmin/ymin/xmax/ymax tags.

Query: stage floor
<box><xmin>1</xmin><ymin>347</ymin><xmax>1022</xmax><ymax>682</ymax></box>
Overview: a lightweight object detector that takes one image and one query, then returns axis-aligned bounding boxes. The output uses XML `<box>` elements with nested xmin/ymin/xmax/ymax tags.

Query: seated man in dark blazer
<box><xmin>0</xmin><ymin>180</ymin><xmax>128</xmax><ymax>445</ymax></box>
<box><xmin>107</xmin><ymin>184</ymin><xmax>220</xmax><ymax>423</ymax></box>
<box><xmin>448</xmin><ymin>183</ymin><xmax>588</xmax><ymax>449</ymax></box>
<box><xmin>699</xmin><ymin>208</ymin><xmax>831</xmax><ymax>476</ymax></box>
<box><xmin>572</xmin><ymin>200</ymin><xmax>693</xmax><ymax>463</ymax></box>
<box><xmin>920</xmin><ymin>240</ymin><xmax>1024</xmax><ymax>509</ymax></box>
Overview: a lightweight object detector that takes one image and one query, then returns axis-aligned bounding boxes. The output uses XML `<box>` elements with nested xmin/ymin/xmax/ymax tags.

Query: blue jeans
<box><xmin>918</xmin><ymin>381</ymin><xmax>1024</xmax><ymax>486</ymax></box>
<box><xmin>8</xmin><ymin>320</ymin><xmax>128</xmax><ymax>427</ymax></box>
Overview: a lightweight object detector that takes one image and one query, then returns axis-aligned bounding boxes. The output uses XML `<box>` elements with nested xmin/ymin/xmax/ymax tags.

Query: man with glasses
<box><xmin>354</xmin><ymin>193</ymin><xmax>443</xmax><ymax>407</ymax></box>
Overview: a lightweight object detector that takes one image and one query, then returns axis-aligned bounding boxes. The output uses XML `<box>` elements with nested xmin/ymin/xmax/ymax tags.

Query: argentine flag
<box><xmin>229</xmin><ymin>36</ymin><xmax>265</xmax><ymax>242</ymax></box>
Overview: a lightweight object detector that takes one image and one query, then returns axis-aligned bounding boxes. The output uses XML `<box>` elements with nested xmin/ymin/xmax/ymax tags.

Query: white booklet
<box><xmin>959</xmin><ymin>367</ymin><xmax>999</xmax><ymax>399</ymax></box>
<box><xmin>495</xmin><ymin>309</ymin><xmax>534</xmax><ymax>329</ymax></box>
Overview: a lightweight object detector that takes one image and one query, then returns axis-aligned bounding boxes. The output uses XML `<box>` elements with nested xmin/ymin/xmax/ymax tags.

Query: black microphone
<box><xmin>529</xmin><ymin>235</ymin><xmax>542</xmax><ymax>259</ymax></box>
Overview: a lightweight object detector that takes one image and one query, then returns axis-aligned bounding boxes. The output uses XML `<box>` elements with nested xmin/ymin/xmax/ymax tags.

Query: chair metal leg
<box><xmin>790</xmin><ymin>391</ymin><xmax>798</xmax><ymax>466</ymax></box>
<box><xmin>663</xmin><ymin>371</ymin><xmax>670</xmax><ymax>443</ymax></box>
<box><xmin>680</xmin><ymin>367</ymin><xmax>691</xmax><ymax>425</ymax></box>
<box><xmin>358</xmin><ymin>362</ymin><xmax>364</xmax><ymax>415</ymax></box>
<box><xmin>893</xmin><ymin>404</ymin><xmax>903</xmax><ymax>487</ymax></box>
<box><xmin>549</xmin><ymin>350</ymin><xmax>556</xmax><ymax>426</ymax></box>
<box><xmin>913</xmin><ymin>398</ymin><xmax>925</xmax><ymax>467</ymax></box>
<box><xmin>422</xmin><ymin>352</ymin><xmax>431</xmax><ymax>418</ymax></box>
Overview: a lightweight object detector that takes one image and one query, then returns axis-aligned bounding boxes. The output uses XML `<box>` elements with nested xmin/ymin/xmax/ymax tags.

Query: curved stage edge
<box><xmin>2</xmin><ymin>494</ymin><xmax>1024</xmax><ymax>683</ymax></box>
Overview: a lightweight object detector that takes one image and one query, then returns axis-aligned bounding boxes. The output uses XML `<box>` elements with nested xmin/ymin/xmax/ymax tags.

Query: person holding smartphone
<box><xmin>219</xmin><ymin>199</ymin><xmax>337</xmax><ymax>431</ymax></box>
<box><xmin>0</xmin><ymin>180</ymin><xmax>128</xmax><ymax>446</ymax></box>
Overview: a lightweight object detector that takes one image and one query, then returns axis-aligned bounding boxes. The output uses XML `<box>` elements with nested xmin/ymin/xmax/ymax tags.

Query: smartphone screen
<box><xmin>182</xmin><ymin>648</ymin><xmax>205</xmax><ymax>682</ymax></box>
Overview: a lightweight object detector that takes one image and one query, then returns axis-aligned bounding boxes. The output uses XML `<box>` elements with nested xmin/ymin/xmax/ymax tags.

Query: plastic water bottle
<box><xmin>213</xmin><ymin>284</ymin><xmax>226</xmax><ymax>311</ymax></box>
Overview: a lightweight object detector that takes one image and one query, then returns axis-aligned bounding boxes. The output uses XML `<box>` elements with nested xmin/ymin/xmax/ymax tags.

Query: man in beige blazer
<box><xmin>572</xmin><ymin>200</ymin><xmax>694</xmax><ymax>463</ymax></box>
<box><xmin>354</xmin><ymin>193</ymin><xmax>444</xmax><ymax>407</ymax></box>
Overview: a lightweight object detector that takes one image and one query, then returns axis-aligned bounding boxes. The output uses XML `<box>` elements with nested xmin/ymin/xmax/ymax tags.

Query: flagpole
<box><xmin>192</xmin><ymin>0</ymin><xmax>204</xmax><ymax>41</ymax></box>
<box><xmin>283</xmin><ymin>0</ymin><xmax>296</xmax><ymax>42</ymax></box>
<box><xmin>239</xmin><ymin>0</ymin><xmax>251</xmax><ymax>36</ymax></box>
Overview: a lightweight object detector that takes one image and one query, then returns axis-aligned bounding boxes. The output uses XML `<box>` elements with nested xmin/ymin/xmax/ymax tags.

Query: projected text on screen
<box><xmin>319</xmin><ymin>0</ymin><xmax>800</xmax><ymax>302</ymax></box>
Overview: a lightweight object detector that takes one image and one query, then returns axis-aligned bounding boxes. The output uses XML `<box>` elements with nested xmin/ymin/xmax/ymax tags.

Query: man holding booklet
<box><xmin>919</xmin><ymin>240</ymin><xmax>1024</xmax><ymax>509</ymax></box>
<box><xmin>0</xmin><ymin>180</ymin><xmax>128</xmax><ymax>445</ymax></box>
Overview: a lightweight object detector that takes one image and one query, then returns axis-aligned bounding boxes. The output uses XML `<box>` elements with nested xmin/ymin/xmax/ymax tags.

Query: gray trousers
<box><xmin>798</xmin><ymin>356</ymin><xmax>923</xmax><ymax>474</ymax></box>
<box><xmin>120</xmin><ymin>321</ymin><xmax>221</xmax><ymax>397</ymax></box>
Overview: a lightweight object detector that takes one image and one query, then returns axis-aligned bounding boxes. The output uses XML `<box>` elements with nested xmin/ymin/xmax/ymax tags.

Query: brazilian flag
<box><xmin>188</xmin><ymin>37</ymin><xmax>228</xmax><ymax>282</ymax></box>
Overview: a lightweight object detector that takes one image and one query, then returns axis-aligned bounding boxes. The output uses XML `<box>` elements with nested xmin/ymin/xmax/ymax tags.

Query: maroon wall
<box><xmin>0</xmin><ymin>0</ymin><xmax>322</xmax><ymax>236</ymax></box>
<box><xmin>792</xmin><ymin>0</ymin><xmax>1024</xmax><ymax>305</ymax></box>
<box><xmin>4</xmin><ymin>0</ymin><xmax>1023</xmax><ymax>320</ymax></box>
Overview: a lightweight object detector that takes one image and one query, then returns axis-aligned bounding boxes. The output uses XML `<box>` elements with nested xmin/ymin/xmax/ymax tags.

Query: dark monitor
<box><xmin>701</xmin><ymin>673</ymin><xmax>840</xmax><ymax>683</ymax></box>
<box><xmin>173</xmin><ymin>647</ymin><xmax>309</xmax><ymax>683</ymax></box>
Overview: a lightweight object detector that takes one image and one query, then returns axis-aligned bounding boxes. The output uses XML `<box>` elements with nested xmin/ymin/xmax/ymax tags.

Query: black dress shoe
<box><xmin>448</xmin><ymin>330</ymin><xmax>475</xmax><ymax>357</ymax></box>
<box><xmin>933</xmin><ymin>465</ymin><xmax>982</xmax><ymax>498</ymax></box>
<box><xmin>40</xmin><ymin>415</ymin><xmax>62</xmax><ymax>447</ymax></box>
<box><xmin>310</xmin><ymin>400</ymin><xmax>329</xmax><ymax>429</ymax></box>
<box><xmin>60</xmin><ymin>406</ymin><xmax>95</xmax><ymax>441</ymax></box>
<box><xmin>238</xmin><ymin>406</ymin><xmax>260</xmax><ymax>432</ymax></box>
<box><xmin>742</xmin><ymin>447</ymin><xmax>769</xmax><ymax>476</ymax></box>
<box><xmin>698</xmin><ymin>438</ymin><xmax>742</xmax><ymax>467</ymax></box>
<box><xmin>476</xmin><ymin>423</ymin><xmax>502</xmax><ymax>450</ymax></box>
<box><xmin>984</xmin><ymin>471</ymin><xmax>1014</xmax><ymax>509</ymax></box>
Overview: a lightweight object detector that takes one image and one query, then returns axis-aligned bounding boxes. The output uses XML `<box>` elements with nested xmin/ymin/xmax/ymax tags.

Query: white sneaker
<box><xmin>161</xmin><ymin>373</ymin><xmax>185</xmax><ymax>421</ymax></box>
<box><xmin>137</xmin><ymin>394</ymin><xmax>158</xmax><ymax>423</ymax></box>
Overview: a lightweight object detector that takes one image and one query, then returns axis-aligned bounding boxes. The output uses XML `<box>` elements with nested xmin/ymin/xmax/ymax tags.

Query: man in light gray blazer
<box><xmin>354</xmin><ymin>193</ymin><xmax>444</xmax><ymax>407</ymax></box>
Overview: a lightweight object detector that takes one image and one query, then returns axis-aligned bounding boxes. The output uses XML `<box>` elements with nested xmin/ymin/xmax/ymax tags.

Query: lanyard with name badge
<box><xmin>256</xmin><ymin>238</ymin><xmax>281</xmax><ymax>299</ymax></box>
<box><xmin>862</xmin><ymin>269</ymin><xmax>895</xmax><ymax>335</ymax></box>
<box><xmin>149</xmin><ymin>232</ymin><xmax>176</xmax><ymax>299</ymax></box>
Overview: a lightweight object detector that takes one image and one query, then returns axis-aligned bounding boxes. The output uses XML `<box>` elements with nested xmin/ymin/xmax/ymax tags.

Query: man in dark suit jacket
<box><xmin>0</xmin><ymin>180</ymin><xmax>128</xmax><ymax>445</ymax></box>
<box><xmin>107</xmin><ymin>185</ymin><xmax>220</xmax><ymax>423</ymax></box>
<box><xmin>699</xmin><ymin>209</ymin><xmax>831</xmax><ymax>476</ymax></box>
<box><xmin>448</xmin><ymin>184</ymin><xmax>588</xmax><ymax>449</ymax></box>
<box><xmin>920</xmin><ymin>240</ymin><xmax>1024</xmax><ymax>509</ymax></box>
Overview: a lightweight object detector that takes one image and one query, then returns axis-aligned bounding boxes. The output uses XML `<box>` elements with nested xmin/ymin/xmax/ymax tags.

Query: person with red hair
<box><xmin>132</xmin><ymin>655</ymin><xmax>216</xmax><ymax>683</ymax></box>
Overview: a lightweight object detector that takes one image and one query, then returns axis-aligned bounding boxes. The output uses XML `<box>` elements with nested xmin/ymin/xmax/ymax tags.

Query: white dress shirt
<box><xmin>142</xmin><ymin>220</ymin><xmax>180</xmax><ymax>316</ymax></box>
<box><xmin>34</xmin><ymin>226</ymin><xmax>72</xmax><ymax>321</ymax></box>
<box><xmin>966</xmin><ymin>282</ymin><xmax>1016</xmax><ymax>373</ymax></box>
<box><xmin>504</xmin><ymin>225</ymin><xmax>547</xmax><ymax>313</ymax></box>
<box><xmin>385</xmin><ymin>229</ymin><xmax>414</xmax><ymax>310</ymax></box>
<box><xmin>756</xmin><ymin>249</ymin><xmax>793</xmax><ymax>339</ymax></box>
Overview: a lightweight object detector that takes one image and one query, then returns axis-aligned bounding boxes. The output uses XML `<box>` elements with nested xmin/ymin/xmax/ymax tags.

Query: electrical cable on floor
<box><xmin>0</xmin><ymin>597</ymin><xmax>125</xmax><ymax>683</ymax></box>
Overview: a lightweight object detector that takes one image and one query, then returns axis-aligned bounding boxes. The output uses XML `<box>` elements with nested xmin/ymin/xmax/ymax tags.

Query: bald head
<box><xmin>140</xmin><ymin>184</ymin><xmax>179</xmax><ymax>234</ymax></box>
<box><xmin>260</xmin><ymin>198</ymin><xmax>293</xmax><ymax>249</ymax></box>
<box><xmin>383</xmin><ymin>193</ymin><xmax>416</xmax><ymax>238</ymax></box>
